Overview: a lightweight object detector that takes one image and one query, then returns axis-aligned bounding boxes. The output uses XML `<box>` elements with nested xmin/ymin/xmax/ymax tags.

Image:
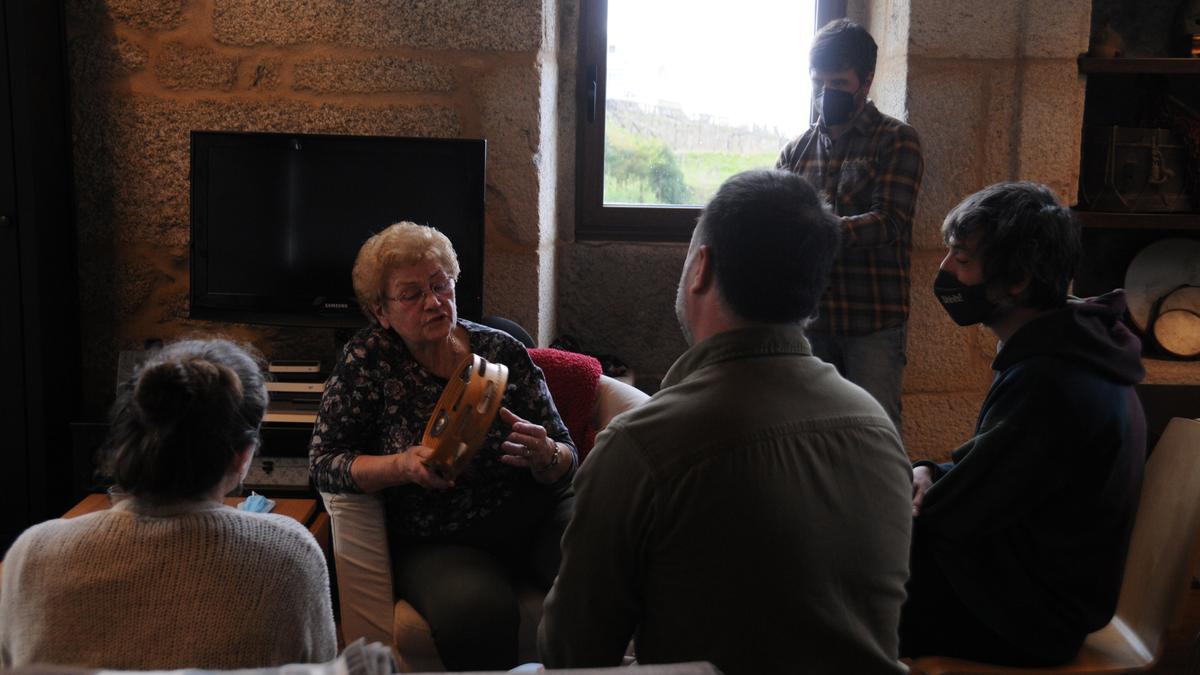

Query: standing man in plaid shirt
<box><xmin>776</xmin><ymin>18</ymin><xmax>923</xmax><ymax>430</ymax></box>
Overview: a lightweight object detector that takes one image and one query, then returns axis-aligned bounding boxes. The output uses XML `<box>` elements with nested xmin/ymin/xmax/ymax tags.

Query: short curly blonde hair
<box><xmin>352</xmin><ymin>221</ymin><xmax>461</xmax><ymax>323</ymax></box>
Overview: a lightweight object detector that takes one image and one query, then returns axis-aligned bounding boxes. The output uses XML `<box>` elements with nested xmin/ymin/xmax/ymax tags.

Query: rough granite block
<box><xmin>482</xmin><ymin>245</ymin><xmax>545</xmax><ymax>337</ymax></box>
<box><xmin>68</xmin><ymin>33</ymin><xmax>149</xmax><ymax>83</ymax></box>
<box><xmin>906</xmin><ymin>63</ymin><xmax>989</xmax><ymax>251</ymax></box>
<box><xmin>902</xmin><ymin>392</ymin><xmax>987</xmax><ymax>461</ymax></box>
<box><xmin>155</xmin><ymin>42</ymin><xmax>240</xmax><ymax>91</ymax></box>
<box><xmin>212</xmin><ymin>0</ymin><xmax>542</xmax><ymax>52</ymax></box>
<box><xmin>1022</xmin><ymin>0</ymin><xmax>1091</xmax><ymax>58</ymax></box>
<box><xmin>70</xmin><ymin>95</ymin><xmax>460</xmax><ymax>247</ymax></box>
<box><xmin>114</xmin><ymin>254</ymin><xmax>171</xmax><ymax>323</ymax></box>
<box><xmin>908</xmin><ymin>0</ymin><xmax>1022</xmax><ymax>59</ymax></box>
<box><xmin>249</xmin><ymin>58</ymin><xmax>282</xmax><ymax>91</ymax></box>
<box><xmin>475</xmin><ymin>66</ymin><xmax>545</xmax><ymax>246</ymax></box>
<box><xmin>66</xmin><ymin>0</ymin><xmax>187</xmax><ymax>31</ymax></box>
<box><xmin>559</xmin><ymin>241</ymin><xmax>690</xmax><ymax>384</ymax></box>
<box><xmin>1016</xmin><ymin>60</ymin><xmax>1085</xmax><ymax>204</ymax></box>
<box><xmin>293</xmin><ymin>57</ymin><xmax>454</xmax><ymax>94</ymax></box>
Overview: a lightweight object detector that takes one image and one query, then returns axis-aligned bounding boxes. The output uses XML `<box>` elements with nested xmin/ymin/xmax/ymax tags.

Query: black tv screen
<box><xmin>190</xmin><ymin>131</ymin><xmax>486</xmax><ymax>327</ymax></box>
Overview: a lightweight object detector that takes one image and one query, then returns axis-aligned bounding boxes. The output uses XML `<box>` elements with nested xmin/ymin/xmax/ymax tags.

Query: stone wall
<box><xmin>68</xmin><ymin>0</ymin><xmax>1092</xmax><ymax>459</ymax></box>
<box><xmin>558</xmin><ymin>0</ymin><xmax>1092</xmax><ymax>461</ymax></box>
<box><xmin>67</xmin><ymin>0</ymin><xmax>561</xmax><ymax>417</ymax></box>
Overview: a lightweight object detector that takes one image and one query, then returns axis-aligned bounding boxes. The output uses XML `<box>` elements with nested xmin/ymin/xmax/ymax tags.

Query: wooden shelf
<box><xmin>1078</xmin><ymin>56</ymin><xmax>1200</xmax><ymax>75</ymax></box>
<box><xmin>1072</xmin><ymin>210</ymin><xmax>1200</xmax><ymax>231</ymax></box>
<box><xmin>1143</xmin><ymin>358</ymin><xmax>1200</xmax><ymax>386</ymax></box>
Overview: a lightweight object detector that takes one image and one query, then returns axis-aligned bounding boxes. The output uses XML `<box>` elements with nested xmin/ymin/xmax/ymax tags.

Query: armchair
<box><xmin>322</xmin><ymin>353</ymin><xmax>649</xmax><ymax>672</ymax></box>
<box><xmin>908</xmin><ymin>417</ymin><xmax>1200</xmax><ymax>674</ymax></box>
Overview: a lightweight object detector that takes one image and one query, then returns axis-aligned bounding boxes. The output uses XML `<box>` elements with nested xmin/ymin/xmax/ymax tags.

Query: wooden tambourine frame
<box><xmin>421</xmin><ymin>353</ymin><xmax>509</xmax><ymax>480</ymax></box>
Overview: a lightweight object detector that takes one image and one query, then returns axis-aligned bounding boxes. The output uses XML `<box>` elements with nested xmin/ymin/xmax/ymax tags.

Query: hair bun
<box><xmin>134</xmin><ymin>358</ymin><xmax>243</xmax><ymax>427</ymax></box>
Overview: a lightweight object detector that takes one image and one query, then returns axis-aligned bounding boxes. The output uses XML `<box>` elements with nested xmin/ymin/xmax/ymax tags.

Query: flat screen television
<box><xmin>190</xmin><ymin>131</ymin><xmax>486</xmax><ymax>327</ymax></box>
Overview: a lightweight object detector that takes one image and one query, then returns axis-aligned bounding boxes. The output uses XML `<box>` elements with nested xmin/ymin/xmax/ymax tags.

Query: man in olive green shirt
<box><xmin>538</xmin><ymin>169</ymin><xmax>913</xmax><ymax>675</ymax></box>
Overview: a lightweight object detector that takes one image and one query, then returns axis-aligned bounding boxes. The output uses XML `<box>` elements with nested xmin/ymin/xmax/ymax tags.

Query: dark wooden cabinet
<box><xmin>1078</xmin><ymin>56</ymin><xmax>1200</xmax><ymax>75</ymax></box>
<box><xmin>1073</xmin><ymin>55</ymin><xmax>1200</xmax><ymax>312</ymax></box>
<box><xmin>1073</xmin><ymin>55</ymin><xmax>1200</xmax><ymax>443</ymax></box>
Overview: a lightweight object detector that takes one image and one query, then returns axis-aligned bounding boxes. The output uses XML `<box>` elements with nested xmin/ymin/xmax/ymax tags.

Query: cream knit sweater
<box><xmin>0</xmin><ymin>499</ymin><xmax>337</xmax><ymax>670</ymax></box>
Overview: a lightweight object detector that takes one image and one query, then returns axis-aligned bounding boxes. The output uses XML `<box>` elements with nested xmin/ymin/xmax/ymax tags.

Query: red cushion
<box><xmin>529</xmin><ymin>348</ymin><xmax>603</xmax><ymax>461</ymax></box>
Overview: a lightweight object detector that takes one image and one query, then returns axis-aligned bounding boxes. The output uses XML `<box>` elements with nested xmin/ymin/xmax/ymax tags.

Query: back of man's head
<box><xmin>810</xmin><ymin>18</ymin><xmax>878</xmax><ymax>81</ymax></box>
<box><xmin>942</xmin><ymin>181</ymin><xmax>1080</xmax><ymax>309</ymax></box>
<box><xmin>696</xmin><ymin>169</ymin><xmax>841</xmax><ymax>324</ymax></box>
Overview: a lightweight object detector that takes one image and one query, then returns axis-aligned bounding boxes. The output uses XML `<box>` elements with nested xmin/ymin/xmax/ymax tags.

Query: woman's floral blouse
<box><xmin>309</xmin><ymin>319</ymin><xmax>576</xmax><ymax>538</ymax></box>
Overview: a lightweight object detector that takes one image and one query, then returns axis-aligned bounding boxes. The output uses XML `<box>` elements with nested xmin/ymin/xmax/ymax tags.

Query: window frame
<box><xmin>575</xmin><ymin>0</ymin><xmax>847</xmax><ymax>242</ymax></box>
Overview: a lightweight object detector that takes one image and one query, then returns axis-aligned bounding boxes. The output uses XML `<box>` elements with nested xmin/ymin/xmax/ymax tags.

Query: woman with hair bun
<box><xmin>0</xmin><ymin>338</ymin><xmax>337</xmax><ymax>670</ymax></box>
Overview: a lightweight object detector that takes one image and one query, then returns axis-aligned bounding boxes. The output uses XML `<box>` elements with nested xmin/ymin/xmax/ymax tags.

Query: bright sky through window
<box><xmin>604</xmin><ymin>0</ymin><xmax>816</xmax><ymax>206</ymax></box>
<box><xmin>607</xmin><ymin>1</ymin><xmax>815</xmax><ymax>134</ymax></box>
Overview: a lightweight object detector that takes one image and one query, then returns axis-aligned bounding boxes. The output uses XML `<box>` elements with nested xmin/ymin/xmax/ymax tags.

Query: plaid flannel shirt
<box><xmin>776</xmin><ymin>101</ymin><xmax>923</xmax><ymax>336</ymax></box>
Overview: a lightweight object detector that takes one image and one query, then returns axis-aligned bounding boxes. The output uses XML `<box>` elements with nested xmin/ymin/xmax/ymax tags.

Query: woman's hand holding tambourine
<box><xmin>396</xmin><ymin>445</ymin><xmax>454</xmax><ymax>490</ymax></box>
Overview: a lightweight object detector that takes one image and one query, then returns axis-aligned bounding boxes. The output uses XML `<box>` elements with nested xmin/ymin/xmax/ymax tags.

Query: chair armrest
<box><xmin>319</xmin><ymin>491</ymin><xmax>395</xmax><ymax>647</ymax></box>
<box><xmin>595</xmin><ymin>374</ymin><xmax>649</xmax><ymax>432</ymax></box>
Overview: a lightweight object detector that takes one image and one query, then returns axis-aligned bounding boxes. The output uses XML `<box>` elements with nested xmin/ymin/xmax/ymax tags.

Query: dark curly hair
<box><xmin>941</xmin><ymin>182</ymin><xmax>1080</xmax><ymax>310</ymax></box>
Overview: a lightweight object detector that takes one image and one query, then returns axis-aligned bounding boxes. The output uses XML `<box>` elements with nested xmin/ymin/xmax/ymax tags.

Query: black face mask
<box><xmin>816</xmin><ymin>88</ymin><xmax>857</xmax><ymax>126</ymax></box>
<box><xmin>933</xmin><ymin>269</ymin><xmax>999</xmax><ymax>326</ymax></box>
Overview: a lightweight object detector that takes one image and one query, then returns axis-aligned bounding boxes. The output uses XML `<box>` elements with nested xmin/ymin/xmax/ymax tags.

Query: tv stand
<box><xmin>70</xmin><ymin>420</ymin><xmax>320</xmax><ymax>498</ymax></box>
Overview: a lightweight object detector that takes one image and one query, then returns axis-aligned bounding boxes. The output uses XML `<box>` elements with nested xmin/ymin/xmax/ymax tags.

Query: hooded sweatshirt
<box><xmin>911</xmin><ymin>290</ymin><xmax>1146</xmax><ymax>662</ymax></box>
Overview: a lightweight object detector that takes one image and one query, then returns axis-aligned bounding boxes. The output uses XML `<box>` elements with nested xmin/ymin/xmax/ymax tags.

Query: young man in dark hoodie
<box><xmin>900</xmin><ymin>181</ymin><xmax>1146</xmax><ymax>665</ymax></box>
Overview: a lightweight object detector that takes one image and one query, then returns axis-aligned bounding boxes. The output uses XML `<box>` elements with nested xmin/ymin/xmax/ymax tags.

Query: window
<box><xmin>577</xmin><ymin>0</ymin><xmax>846</xmax><ymax>241</ymax></box>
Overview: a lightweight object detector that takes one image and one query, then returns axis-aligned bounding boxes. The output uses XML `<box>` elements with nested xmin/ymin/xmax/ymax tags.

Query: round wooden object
<box><xmin>421</xmin><ymin>353</ymin><xmax>509</xmax><ymax>480</ymax></box>
<box><xmin>1153</xmin><ymin>309</ymin><xmax>1200</xmax><ymax>358</ymax></box>
<box><xmin>1159</xmin><ymin>285</ymin><xmax>1200</xmax><ymax>315</ymax></box>
<box><xmin>1124</xmin><ymin>238</ymin><xmax>1200</xmax><ymax>333</ymax></box>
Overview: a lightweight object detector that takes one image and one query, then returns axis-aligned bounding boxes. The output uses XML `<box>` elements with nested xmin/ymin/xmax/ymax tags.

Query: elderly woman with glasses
<box><xmin>309</xmin><ymin>221</ymin><xmax>576</xmax><ymax>671</ymax></box>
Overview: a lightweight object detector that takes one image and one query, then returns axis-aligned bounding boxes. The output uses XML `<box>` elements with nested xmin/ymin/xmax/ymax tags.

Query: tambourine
<box><xmin>1150</xmin><ymin>285</ymin><xmax>1200</xmax><ymax>359</ymax></box>
<box><xmin>421</xmin><ymin>353</ymin><xmax>509</xmax><ymax>480</ymax></box>
<box><xmin>1124</xmin><ymin>238</ymin><xmax>1200</xmax><ymax>333</ymax></box>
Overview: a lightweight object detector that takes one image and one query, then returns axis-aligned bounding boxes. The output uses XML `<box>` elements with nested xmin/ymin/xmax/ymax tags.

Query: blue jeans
<box><xmin>807</xmin><ymin>324</ymin><xmax>907</xmax><ymax>432</ymax></box>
